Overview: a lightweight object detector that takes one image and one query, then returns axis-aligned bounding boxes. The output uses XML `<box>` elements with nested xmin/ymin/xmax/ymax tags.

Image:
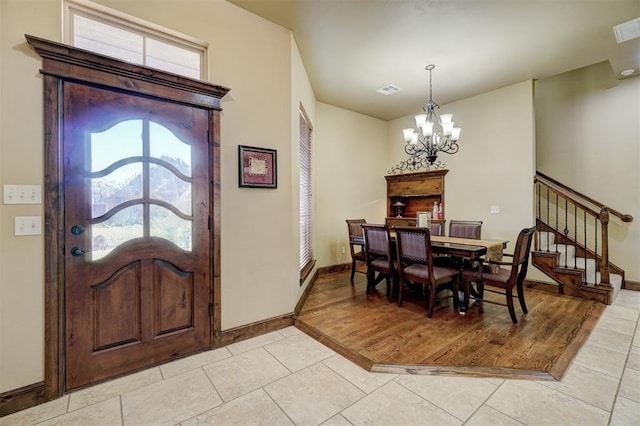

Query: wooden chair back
<box><xmin>362</xmin><ymin>224</ymin><xmax>391</xmax><ymax>259</ymax></box>
<box><xmin>362</xmin><ymin>224</ymin><xmax>395</xmax><ymax>300</ymax></box>
<box><xmin>394</xmin><ymin>226</ymin><xmax>460</xmax><ymax>317</ymax></box>
<box><xmin>430</xmin><ymin>222</ymin><xmax>443</xmax><ymax>236</ymax></box>
<box><xmin>394</xmin><ymin>226</ymin><xmax>432</xmax><ymax>267</ymax></box>
<box><xmin>507</xmin><ymin>226</ymin><xmax>537</xmax><ymax>283</ymax></box>
<box><xmin>466</xmin><ymin>225</ymin><xmax>537</xmax><ymax>323</ymax></box>
<box><xmin>346</xmin><ymin>218</ymin><xmax>365</xmax><ymax>240</ymax></box>
<box><xmin>345</xmin><ymin>219</ymin><xmax>367</xmax><ymax>282</ymax></box>
<box><xmin>449</xmin><ymin>220</ymin><xmax>483</xmax><ymax>239</ymax></box>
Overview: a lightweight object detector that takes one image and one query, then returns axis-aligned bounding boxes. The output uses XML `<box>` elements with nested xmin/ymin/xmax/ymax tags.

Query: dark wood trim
<box><xmin>294</xmin><ymin>269</ymin><xmax>319</xmax><ymax>318</ymax></box>
<box><xmin>25</xmin><ymin>35</ymin><xmax>229</xmax><ymax>109</ymax></box>
<box><xmin>624</xmin><ymin>280</ymin><xmax>640</xmax><ymax>291</ymax></box>
<box><xmin>317</xmin><ymin>263</ymin><xmax>351</xmax><ymax>275</ymax></box>
<box><xmin>524</xmin><ymin>279</ymin><xmax>561</xmax><ymax>294</ymax></box>
<box><xmin>535</xmin><ymin>171</ymin><xmax>633</xmax><ymax>223</ymax></box>
<box><xmin>371</xmin><ymin>364</ymin><xmax>555</xmax><ymax>381</ymax></box>
<box><xmin>296</xmin><ymin>321</ymin><xmax>374</xmax><ymax>371</ymax></box>
<box><xmin>548</xmin><ymin>300</ymin><xmax>604</xmax><ymax>380</ymax></box>
<box><xmin>210</xmin><ymin>110</ymin><xmax>223</xmax><ymax>347</ymax></box>
<box><xmin>0</xmin><ymin>383</ymin><xmax>47</xmax><ymax>417</ymax></box>
<box><xmin>299</xmin><ymin>259</ymin><xmax>316</xmax><ymax>284</ymax></box>
<box><xmin>215</xmin><ymin>315</ymin><xmax>295</xmax><ymax>348</ymax></box>
<box><xmin>294</xmin><ymin>263</ymin><xmax>357</xmax><ymax>318</ymax></box>
<box><xmin>25</xmin><ymin>35</ymin><xmax>229</xmax><ymax>409</ymax></box>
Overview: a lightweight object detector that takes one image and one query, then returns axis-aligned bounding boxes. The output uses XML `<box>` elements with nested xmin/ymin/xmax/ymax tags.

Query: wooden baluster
<box><xmin>546</xmin><ymin>187</ymin><xmax>550</xmax><ymax>251</ymax></box>
<box><xmin>574</xmin><ymin>204</ymin><xmax>577</xmax><ymax>269</ymax></box>
<box><xmin>599</xmin><ymin>207</ymin><xmax>610</xmax><ymax>285</ymax></box>
<box><xmin>583</xmin><ymin>210</ymin><xmax>587</xmax><ymax>273</ymax></box>
<box><xmin>563</xmin><ymin>198</ymin><xmax>569</xmax><ymax>268</ymax></box>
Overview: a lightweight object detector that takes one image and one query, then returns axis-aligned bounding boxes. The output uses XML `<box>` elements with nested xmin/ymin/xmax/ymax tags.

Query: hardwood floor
<box><xmin>295</xmin><ymin>269</ymin><xmax>605</xmax><ymax>381</ymax></box>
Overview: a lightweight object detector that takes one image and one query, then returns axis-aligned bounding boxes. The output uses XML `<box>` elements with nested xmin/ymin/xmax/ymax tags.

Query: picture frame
<box><xmin>238</xmin><ymin>145</ymin><xmax>277</xmax><ymax>188</ymax></box>
<box><xmin>416</xmin><ymin>211</ymin><xmax>432</xmax><ymax>228</ymax></box>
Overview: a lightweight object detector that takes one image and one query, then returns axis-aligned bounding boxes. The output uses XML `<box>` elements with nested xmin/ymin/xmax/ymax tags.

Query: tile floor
<box><xmin>2</xmin><ymin>290</ymin><xmax>639</xmax><ymax>426</ymax></box>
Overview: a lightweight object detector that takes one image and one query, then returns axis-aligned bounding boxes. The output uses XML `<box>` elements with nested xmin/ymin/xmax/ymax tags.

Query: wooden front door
<box><xmin>63</xmin><ymin>82</ymin><xmax>212</xmax><ymax>390</ymax></box>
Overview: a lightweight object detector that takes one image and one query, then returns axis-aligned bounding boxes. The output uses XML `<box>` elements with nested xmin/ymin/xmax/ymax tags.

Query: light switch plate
<box><xmin>490</xmin><ymin>205</ymin><xmax>500</xmax><ymax>214</ymax></box>
<box><xmin>3</xmin><ymin>185</ymin><xmax>42</xmax><ymax>204</ymax></box>
<box><xmin>15</xmin><ymin>216</ymin><xmax>42</xmax><ymax>236</ymax></box>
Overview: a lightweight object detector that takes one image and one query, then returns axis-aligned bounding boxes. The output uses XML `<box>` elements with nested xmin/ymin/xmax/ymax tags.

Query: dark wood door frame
<box><xmin>26</xmin><ymin>35</ymin><xmax>229</xmax><ymax>400</ymax></box>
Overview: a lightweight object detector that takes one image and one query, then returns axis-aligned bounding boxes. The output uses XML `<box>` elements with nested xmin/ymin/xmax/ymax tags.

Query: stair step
<box><xmin>534</xmin><ymin>231</ymin><xmax>623</xmax><ymax>304</ymax></box>
<box><xmin>537</xmin><ymin>231</ymin><xmax>555</xmax><ymax>250</ymax></box>
<box><xmin>542</xmin><ymin>244</ymin><xmax>577</xmax><ymax>266</ymax></box>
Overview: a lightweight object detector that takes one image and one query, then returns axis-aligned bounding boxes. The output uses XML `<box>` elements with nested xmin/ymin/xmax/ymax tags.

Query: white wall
<box><xmin>314</xmin><ymin>103</ymin><xmax>388</xmax><ymax>268</ymax></box>
<box><xmin>535</xmin><ymin>62</ymin><xmax>640</xmax><ymax>281</ymax></box>
<box><xmin>388</xmin><ymin>81</ymin><xmax>536</xmax><ymax>253</ymax></box>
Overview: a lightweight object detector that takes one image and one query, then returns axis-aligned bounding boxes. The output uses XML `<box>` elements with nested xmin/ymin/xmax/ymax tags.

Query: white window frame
<box><xmin>63</xmin><ymin>0</ymin><xmax>208</xmax><ymax>80</ymax></box>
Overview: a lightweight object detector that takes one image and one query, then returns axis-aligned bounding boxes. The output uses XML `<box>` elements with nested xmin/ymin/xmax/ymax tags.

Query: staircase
<box><xmin>531</xmin><ymin>172</ymin><xmax>632</xmax><ymax>305</ymax></box>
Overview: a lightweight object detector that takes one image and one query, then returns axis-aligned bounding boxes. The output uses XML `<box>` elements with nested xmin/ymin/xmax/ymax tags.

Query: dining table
<box><xmin>352</xmin><ymin>232</ymin><xmax>508</xmax><ymax>314</ymax></box>
<box><xmin>429</xmin><ymin>235</ymin><xmax>507</xmax><ymax>314</ymax></box>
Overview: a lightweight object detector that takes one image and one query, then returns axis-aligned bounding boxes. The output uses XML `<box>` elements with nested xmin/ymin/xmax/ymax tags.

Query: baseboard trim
<box><xmin>524</xmin><ymin>279</ymin><xmax>560</xmax><ymax>293</ymax></box>
<box><xmin>0</xmin><ymin>382</ymin><xmax>49</xmax><ymax>417</ymax></box>
<box><xmin>624</xmin><ymin>280</ymin><xmax>640</xmax><ymax>291</ymax></box>
<box><xmin>317</xmin><ymin>263</ymin><xmax>351</xmax><ymax>275</ymax></box>
<box><xmin>0</xmin><ymin>263</ymin><xmax>358</xmax><ymax>417</ymax></box>
<box><xmin>216</xmin><ymin>314</ymin><xmax>295</xmax><ymax>348</ymax></box>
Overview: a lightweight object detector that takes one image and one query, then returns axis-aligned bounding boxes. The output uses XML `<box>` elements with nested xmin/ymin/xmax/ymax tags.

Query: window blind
<box><xmin>299</xmin><ymin>112</ymin><xmax>313</xmax><ymax>271</ymax></box>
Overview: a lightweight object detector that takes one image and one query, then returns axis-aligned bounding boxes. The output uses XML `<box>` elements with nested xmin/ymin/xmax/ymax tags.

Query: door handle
<box><xmin>71</xmin><ymin>246</ymin><xmax>86</xmax><ymax>257</ymax></box>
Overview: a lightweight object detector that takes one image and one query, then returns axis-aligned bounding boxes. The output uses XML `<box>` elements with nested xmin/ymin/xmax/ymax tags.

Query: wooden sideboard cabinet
<box><xmin>385</xmin><ymin>170</ymin><xmax>448</xmax><ymax>229</ymax></box>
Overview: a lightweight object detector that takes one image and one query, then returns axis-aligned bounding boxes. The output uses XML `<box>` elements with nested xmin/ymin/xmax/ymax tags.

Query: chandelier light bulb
<box><xmin>440</xmin><ymin>114</ymin><xmax>453</xmax><ymax>124</ymax></box>
<box><xmin>421</xmin><ymin>121</ymin><xmax>434</xmax><ymax>137</ymax></box>
<box><xmin>414</xmin><ymin>114</ymin><xmax>427</xmax><ymax>127</ymax></box>
<box><xmin>403</xmin><ymin>128</ymin><xmax>415</xmax><ymax>142</ymax></box>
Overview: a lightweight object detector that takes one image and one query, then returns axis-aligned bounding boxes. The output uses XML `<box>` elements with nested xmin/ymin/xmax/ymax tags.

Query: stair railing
<box><xmin>534</xmin><ymin>171</ymin><xmax>633</xmax><ymax>286</ymax></box>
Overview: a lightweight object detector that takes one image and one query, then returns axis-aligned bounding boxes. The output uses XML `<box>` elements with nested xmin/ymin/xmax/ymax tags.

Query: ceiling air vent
<box><xmin>376</xmin><ymin>84</ymin><xmax>402</xmax><ymax>95</ymax></box>
<box><xmin>613</xmin><ymin>17</ymin><xmax>640</xmax><ymax>43</ymax></box>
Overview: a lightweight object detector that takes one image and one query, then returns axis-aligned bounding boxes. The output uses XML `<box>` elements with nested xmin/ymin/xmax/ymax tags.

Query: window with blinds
<box><xmin>64</xmin><ymin>0</ymin><xmax>207</xmax><ymax>80</ymax></box>
<box><xmin>299</xmin><ymin>110</ymin><xmax>314</xmax><ymax>281</ymax></box>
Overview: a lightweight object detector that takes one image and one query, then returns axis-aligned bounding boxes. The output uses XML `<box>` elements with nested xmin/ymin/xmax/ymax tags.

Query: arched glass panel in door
<box><xmin>89</xmin><ymin>119</ymin><xmax>193</xmax><ymax>260</ymax></box>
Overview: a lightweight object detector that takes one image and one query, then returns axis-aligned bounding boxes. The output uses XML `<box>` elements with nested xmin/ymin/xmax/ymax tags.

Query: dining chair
<box><xmin>361</xmin><ymin>224</ymin><xmax>395</xmax><ymax>302</ymax></box>
<box><xmin>394</xmin><ymin>226</ymin><xmax>460</xmax><ymax>317</ymax></box>
<box><xmin>462</xmin><ymin>226</ymin><xmax>537</xmax><ymax>323</ymax></box>
<box><xmin>448</xmin><ymin>220</ymin><xmax>483</xmax><ymax>239</ymax></box>
<box><xmin>430</xmin><ymin>222</ymin><xmax>443</xmax><ymax>236</ymax></box>
<box><xmin>345</xmin><ymin>219</ymin><xmax>367</xmax><ymax>282</ymax></box>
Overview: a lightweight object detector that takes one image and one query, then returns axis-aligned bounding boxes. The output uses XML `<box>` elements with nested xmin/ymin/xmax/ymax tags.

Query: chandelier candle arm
<box><xmin>389</xmin><ymin>64</ymin><xmax>462</xmax><ymax>174</ymax></box>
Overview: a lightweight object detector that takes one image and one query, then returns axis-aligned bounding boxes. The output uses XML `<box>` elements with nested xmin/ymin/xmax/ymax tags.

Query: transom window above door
<box><xmin>64</xmin><ymin>0</ymin><xmax>208</xmax><ymax>80</ymax></box>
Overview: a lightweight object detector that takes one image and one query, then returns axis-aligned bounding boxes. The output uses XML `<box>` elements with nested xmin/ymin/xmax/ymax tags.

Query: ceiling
<box><xmin>227</xmin><ymin>0</ymin><xmax>639</xmax><ymax>121</ymax></box>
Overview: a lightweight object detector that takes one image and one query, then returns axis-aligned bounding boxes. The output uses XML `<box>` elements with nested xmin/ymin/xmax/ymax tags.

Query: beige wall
<box><xmin>290</xmin><ymin>35</ymin><xmax>319</xmax><ymax>293</ymax></box>
<box><xmin>0</xmin><ymin>0</ymin><xmax>60</xmax><ymax>393</ymax></box>
<box><xmin>535</xmin><ymin>62</ymin><xmax>640</xmax><ymax>281</ymax></box>
<box><xmin>0</xmin><ymin>0</ymin><xmax>309</xmax><ymax>392</ymax></box>
<box><xmin>314</xmin><ymin>103</ymin><xmax>388</xmax><ymax>267</ymax></box>
<box><xmin>97</xmin><ymin>0</ymin><xmax>300</xmax><ymax>330</ymax></box>
<box><xmin>388</xmin><ymin>81</ymin><xmax>536</xmax><ymax>253</ymax></box>
<box><xmin>1</xmin><ymin>0</ymin><xmax>636</xmax><ymax>397</ymax></box>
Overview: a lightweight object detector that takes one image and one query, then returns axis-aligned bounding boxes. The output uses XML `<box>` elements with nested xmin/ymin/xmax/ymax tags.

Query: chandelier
<box><xmin>388</xmin><ymin>64</ymin><xmax>461</xmax><ymax>174</ymax></box>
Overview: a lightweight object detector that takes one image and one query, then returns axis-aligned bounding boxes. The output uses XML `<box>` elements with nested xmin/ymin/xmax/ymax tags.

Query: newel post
<box><xmin>599</xmin><ymin>207</ymin><xmax>611</xmax><ymax>285</ymax></box>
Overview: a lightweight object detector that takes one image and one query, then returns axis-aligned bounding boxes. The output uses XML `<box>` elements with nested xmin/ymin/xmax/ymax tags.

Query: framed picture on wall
<box><xmin>238</xmin><ymin>145</ymin><xmax>277</xmax><ymax>188</ymax></box>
